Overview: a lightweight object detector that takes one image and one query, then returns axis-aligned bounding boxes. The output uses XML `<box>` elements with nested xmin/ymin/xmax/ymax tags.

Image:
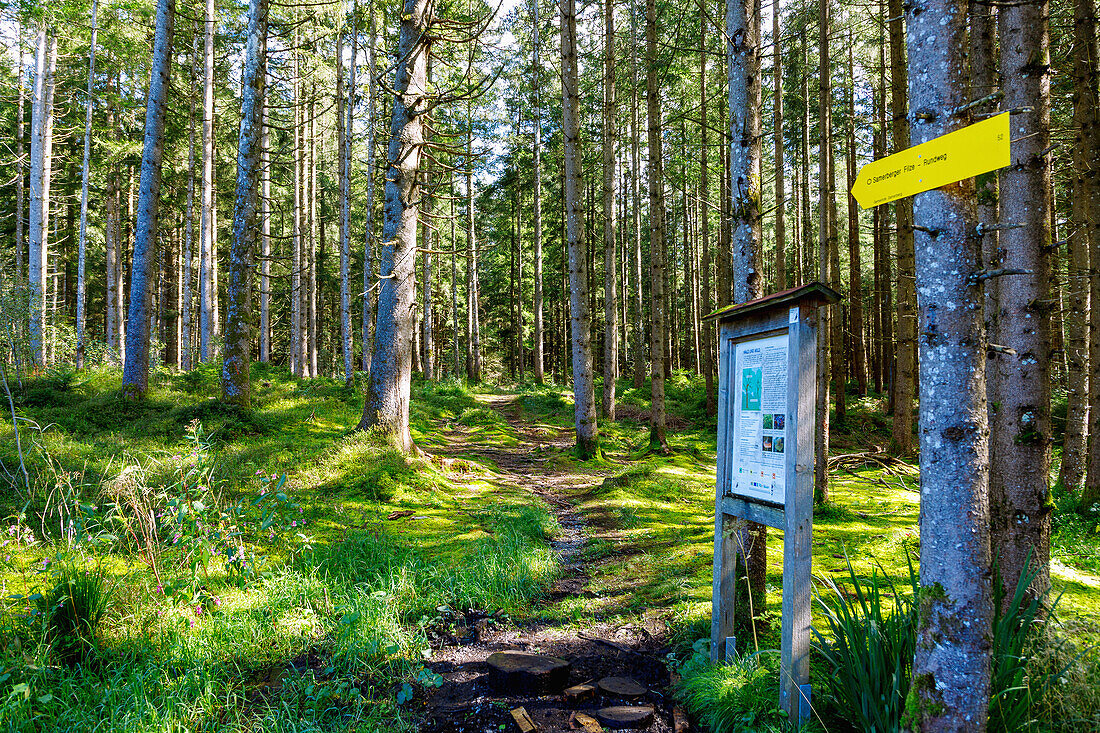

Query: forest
<box><xmin>0</xmin><ymin>0</ymin><xmax>1098</xmax><ymax>728</ymax></box>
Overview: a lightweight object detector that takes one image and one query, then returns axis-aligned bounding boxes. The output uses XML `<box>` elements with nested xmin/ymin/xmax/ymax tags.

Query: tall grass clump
<box><xmin>813</xmin><ymin>550</ymin><xmax>1092</xmax><ymax>732</ymax></box>
<box><xmin>812</xmin><ymin>555</ymin><xmax>918</xmax><ymax>732</ymax></box>
<box><xmin>37</xmin><ymin>563</ymin><xmax>113</xmax><ymax>663</ymax></box>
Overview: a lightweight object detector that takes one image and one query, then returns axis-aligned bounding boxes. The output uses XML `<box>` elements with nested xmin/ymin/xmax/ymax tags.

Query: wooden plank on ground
<box><xmin>510</xmin><ymin>706</ymin><xmax>538</xmax><ymax>733</ymax></box>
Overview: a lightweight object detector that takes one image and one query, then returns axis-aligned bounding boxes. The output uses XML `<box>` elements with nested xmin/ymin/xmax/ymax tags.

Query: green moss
<box><xmin>902</xmin><ymin>672</ymin><xmax>945</xmax><ymax>730</ymax></box>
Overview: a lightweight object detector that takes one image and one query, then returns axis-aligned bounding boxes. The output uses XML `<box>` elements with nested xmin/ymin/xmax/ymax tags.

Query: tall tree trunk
<box><xmin>122</xmin><ymin>0</ymin><xmax>175</xmax><ymax>397</ymax></box>
<box><xmin>845</xmin><ymin>35</ymin><xmax>866</xmax><ymax>396</ymax></box>
<box><xmin>700</xmin><ymin>7</ymin><xmax>715</xmax><ymax>415</ymax></box>
<box><xmin>562</xmin><ymin>0</ymin><xmax>599</xmax><ymax>458</ymax></box>
<box><xmin>356</xmin><ymin>0</ymin><xmax>430</xmax><ymax>451</ymax></box>
<box><xmin>465</xmin><ymin>114</ymin><xmax>481</xmax><ymax>384</ymax></box>
<box><xmin>970</xmin><ymin>0</ymin><xmax>999</xmax><ymax>389</ymax></box>
<box><xmin>291</xmin><ymin>31</ymin><xmax>302</xmax><ymax>376</ymax></box>
<box><xmin>28</xmin><ymin>27</ymin><xmax>56</xmax><ymax>368</ymax></box>
<box><xmin>222</xmin><ymin>0</ymin><xmax>266</xmax><ymax>407</ymax></box>
<box><xmin>362</xmin><ymin>1</ymin><xmax>377</xmax><ymax>374</ymax></box>
<box><xmin>646</xmin><ymin>0</ymin><xmax>667</xmax><ymax>451</ymax></box>
<box><xmin>308</xmin><ymin>91</ymin><xmax>318</xmax><ymax>378</ymax></box>
<box><xmin>990</xmin><ymin>0</ymin><xmax>1053</xmax><ymax>600</ymax></box>
<box><xmin>15</xmin><ymin>32</ymin><xmax>24</xmax><ymax>307</ymax></box>
<box><xmin>75</xmin><ymin>0</ymin><xmax>99</xmax><ymax>370</ymax></box>
<box><xmin>450</xmin><ymin>173</ymin><xmax>460</xmax><ymax>377</ymax></box>
<box><xmin>815</xmin><ymin>0</ymin><xmax>831</xmax><ymax>503</ymax></box>
<box><xmin>105</xmin><ymin>82</ymin><xmax>120</xmax><ymax>362</ymax></box>
<box><xmin>199</xmin><ymin>0</ymin><xmax>216</xmax><ymax>364</ymax></box>
<box><xmin>889</xmin><ymin>0</ymin><xmax>916</xmax><ymax>454</ymax></box>
<box><xmin>339</xmin><ymin>21</ymin><xmax>354</xmax><ymax>384</ymax></box>
<box><xmin>423</xmin><ymin>174</ymin><xmax>435</xmax><ymax>381</ymax></box>
<box><xmin>602</xmin><ymin>0</ymin><xmax>618</xmax><ymax>419</ymax></box>
<box><xmin>772</xmin><ymin>0</ymin><xmax>785</xmax><ymax>292</ymax></box>
<box><xmin>631</xmin><ymin>2</ymin><xmax>646</xmax><ymax>391</ymax></box>
<box><xmin>259</xmin><ymin>86</ymin><xmax>271</xmax><ymax>363</ymax></box>
<box><xmin>905</xmin><ymin>0</ymin><xmax>993</xmax><ymax>724</ymax></box>
<box><xmin>728</xmin><ymin>0</ymin><xmax>768</xmax><ymax>635</ymax></box>
<box><xmin>531</xmin><ymin>0</ymin><xmax>545</xmax><ymax>384</ymax></box>
<box><xmin>800</xmin><ymin>30</ymin><xmax>812</xmax><ymax>289</ymax></box>
<box><xmin>181</xmin><ymin>31</ymin><xmax>197</xmax><ymax>371</ymax></box>
<box><xmin>1078</xmin><ymin>0</ymin><xmax>1100</xmax><ymax>515</ymax></box>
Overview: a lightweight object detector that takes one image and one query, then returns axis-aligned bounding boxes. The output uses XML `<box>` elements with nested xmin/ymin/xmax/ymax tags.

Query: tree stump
<box><xmin>597</xmin><ymin>676</ymin><xmax>647</xmax><ymax>700</ymax></box>
<box><xmin>486</xmin><ymin>651</ymin><xmax>571</xmax><ymax>693</ymax></box>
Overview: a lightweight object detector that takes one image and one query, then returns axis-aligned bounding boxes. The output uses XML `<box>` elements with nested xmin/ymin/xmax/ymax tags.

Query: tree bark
<box><xmin>181</xmin><ymin>30</ymin><xmax>198</xmax><ymax>371</ymax></box>
<box><xmin>728</xmin><ymin>0</ymin><xmax>768</xmax><ymax>635</ymax></box>
<box><xmin>356</xmin><ymin>0</ymin><xmax>431</xmax><ymax>452</ymax></box>
<box><xmin>602</xmin><ymin>0</ymin><xmax>618</xmax><ymax>420</ymax></box>
<box><xmin>362</xmin><ymin>1</ymin><xmax>377</xmax><ymax>374</ymax></box>
<box><xmin>905</xmin><ymin>0</ymin><xmax>993</xmax><ymax>725</ymax></box>
<box><xmin>845</xmin><ymin>35</ymin><xmax>866</xmax><ymax>397</ymax></box>
<box><xmin>646</xmin><ymin>0</ymin><xmax>668</xmax><ymax>452</ymax></box>
<box><xmin>815</xmin><ymin>0</ymin><xmax>831</xmax><ymax>503</ymax></box>
<box><xmin>27</xmin><ymin>26</ymin><xmax>56</xmax><ymax>367</ymax></box>
<box><xmin>562</xmin><ymin>0</ymin><xmax>599</xmax><ymax>458</ymax></box>
<box><xmin>465</xmin><ymin>114</ymin><xmax>482</xmax><ymax>384</ymax></box>
<box><xmin>772</xmin><ymin>0</ymin><xmax>785</xmax><ymax>292</ymax></box>
<box><xmin>199</xmin><ymin>0</ymin><xmax>216</xmax><ymax>364</ymax></box>
<box><xmin>75</xmin><ymin>0</ymin><xmax>99</xmax><ymax>370</ymax></box>
<box><xmin>1079</xmin><ymin>0</ymin><xmax>1100</xmax><ymax>515</ymax></box>
<box><xmin>700</xmin><ymin>7</ymin><xmax>715</xmax><ymax>416</ymax></box>
<box><xmin>221</xmin><ymin>0</ymin><xmax>266</xmax><ymax>408</ymax></box>
<box><xmin>988</xmin><ymin>0</ymin><xmax>1054</xmax><ymax>599</ymax></box>
<box><xmin>291</xmin><ymin>31</ymin><xmax>303</xmax><ymax>377</ymax></box>
<box><xmin>531</xmin><ymin>0</ymin><xmax>545</xmax><ymax>384</ymax></box>
<box><xmin>631</xmin><ymin>3</ymin><xmax>646</xmax><ymax>392</ymax></box>
<box><xmin>259</xmin><ymin>83</ymin><xmax>271</xmax><ymax>363</ymax></box>
<box><xmin>122</xmin><ymin>0</ymin><xmax>175</xmax><ymax>397</ymax></box>
<box><xmin>889</xmin><ymin>0</ymin><xmax>916</xmax><ymax>454</ymax></box>
<box><xmin>15</xmin><ymin>31</ymin><xmax>24</xmax><ymax>307</ymax></box>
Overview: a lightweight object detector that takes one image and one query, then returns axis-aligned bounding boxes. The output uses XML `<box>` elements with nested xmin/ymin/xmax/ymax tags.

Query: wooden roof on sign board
<box><xmin>703</xmin><ymin>282</ymin><xmax>842</xmax><ymax>323</ymax></box>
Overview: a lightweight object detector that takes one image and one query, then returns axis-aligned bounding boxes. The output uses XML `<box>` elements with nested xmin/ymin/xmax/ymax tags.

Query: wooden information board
<box><xmin>706</xmin><ymin>283</ymin><xmax>840</xmax><ymax>724</ymax></box>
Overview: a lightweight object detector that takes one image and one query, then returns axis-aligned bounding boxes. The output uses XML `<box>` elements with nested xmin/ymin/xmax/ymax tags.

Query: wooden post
<box><xmin>707</xmin><ymin>283</ymin><xmax>840</xmax><ymax>724</ymax></box>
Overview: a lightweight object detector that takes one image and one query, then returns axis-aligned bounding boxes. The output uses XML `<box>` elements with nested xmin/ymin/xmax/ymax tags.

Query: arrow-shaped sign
<box><xmin>851</xmin><ymin>112</ymin><xmax>1010</xmax><ymax>210</ymax></box>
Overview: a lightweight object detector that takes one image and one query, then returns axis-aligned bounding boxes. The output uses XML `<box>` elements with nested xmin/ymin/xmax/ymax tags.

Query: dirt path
<box><xmin>417</xmin><ymin>395</ymin><xmax>679</xmax><ymax>733</ymax></box>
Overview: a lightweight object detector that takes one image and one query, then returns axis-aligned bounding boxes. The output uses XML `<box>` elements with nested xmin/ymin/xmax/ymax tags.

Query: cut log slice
<box><xmin>597</xmin><ymin>676</ymin><xmax>647</xmax><ymax>700</ymax></box>
<box><xmin>593</xmin><ymin>705</ymin><xmax>655</xmax><ymax>729</ymax></box>
<box><xmin>486</xmin><ymin>651</ymin><xmax>571</xmax><ymax>693</ymax></box>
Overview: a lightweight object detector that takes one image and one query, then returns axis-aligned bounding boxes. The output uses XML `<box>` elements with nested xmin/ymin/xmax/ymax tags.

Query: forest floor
<box><xmin>0</xmin><ymin>365</ymin><xmax>1096</xmax><ymax>731</ymax></box>
<box><xmin>416</xmin><ymin>394</ymin><xmax>678</xmax><ymax>732</ymax></box>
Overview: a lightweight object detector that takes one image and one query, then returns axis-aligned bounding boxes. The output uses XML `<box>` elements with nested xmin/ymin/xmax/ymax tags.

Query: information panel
<box><xmin>729</xmin><ymin>333</ymin><xmax>789</xmax><ymax>504</ymax></box>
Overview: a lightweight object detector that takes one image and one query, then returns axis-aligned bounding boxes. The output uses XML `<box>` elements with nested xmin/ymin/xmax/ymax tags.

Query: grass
<box><xmin>519</xmin><ymin>374</ymin><xmax>1100</xmax><ymax>729</ymax></box>
<box><xmin>1</xmin><ymin>366</ymin><xmax>1097</xmax><ymax>731</ymax></box>
<box><xmin>0</xmin><ymin>366</ymin><xmax>560</xmax><ymax>732</ymax></box>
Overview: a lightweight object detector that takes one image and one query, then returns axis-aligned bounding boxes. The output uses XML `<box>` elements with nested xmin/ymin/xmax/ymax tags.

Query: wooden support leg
<box><xmin>711</xmin><ymin>512</ymin><xmax>739</xmax><ymax>662</ymax></box>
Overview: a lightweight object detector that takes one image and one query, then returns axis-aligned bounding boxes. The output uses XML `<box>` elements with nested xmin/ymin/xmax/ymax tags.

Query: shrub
<box><xmin>675</xmin><ymin>642</ymin><xmax>793</xmax><ymax>733</ymax></box>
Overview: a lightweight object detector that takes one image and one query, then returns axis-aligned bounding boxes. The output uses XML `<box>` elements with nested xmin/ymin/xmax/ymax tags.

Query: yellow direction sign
<box><xmin>851</xmin><ymin>112</ymin><xmax>1010</xmax><ymax>209</ymax></box>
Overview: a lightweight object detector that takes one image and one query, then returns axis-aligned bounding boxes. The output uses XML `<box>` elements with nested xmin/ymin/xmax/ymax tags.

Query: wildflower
<box><xmin>255</xmin><ymin>469</ymin><xmax>263</xmax><ymax>476</ymax></box>
<box><xmin>291</xmin><ymin>521</ymin><xmax>297</xmax><ymax>528</ymax></box>
<box><xmin>213</xmin><ymin>597</ymin><xmax>221</xmax><ymax>607</ymax></box>
<box><xmin>189</xmin><ymin>618</ymin><xmax>195</xmax><ymax>628</ymax></box>
<box><xmin>195</xmin><ymin>605</ymin><xmax>203</xmax><ymax>616</ymax></box>
<box><xmin>260</xmin><ymin>488</ymin><xmax>266</xmax><ymax>496</ymax></box>
<box><xmin>156</xmin><ymin>584</ymin><xmax>164</xmax><ymax>594</ymax></box>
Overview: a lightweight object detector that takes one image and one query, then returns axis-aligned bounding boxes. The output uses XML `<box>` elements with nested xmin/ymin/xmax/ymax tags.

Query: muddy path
<box><xmin>417</xmin><ymin>395</ymin><xmax>681</xmax><ymax>733</ymax></box>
